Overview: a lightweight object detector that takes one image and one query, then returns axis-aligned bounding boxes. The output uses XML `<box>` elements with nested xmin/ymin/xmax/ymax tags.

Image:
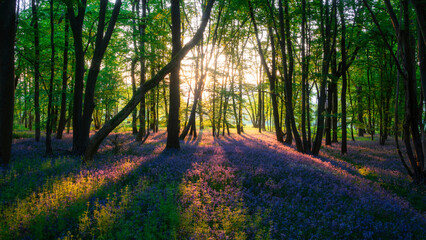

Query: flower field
<box><xmin>1</xmin><ymin>129</ymin><xmax>425</xmax><ymax>239</ymax></box>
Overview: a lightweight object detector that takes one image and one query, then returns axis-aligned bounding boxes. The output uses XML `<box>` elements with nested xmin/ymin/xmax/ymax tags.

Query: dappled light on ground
<box><xmin>1</xmin><ymin>130</ymin><xmax>425</xmax><ymax>239</ymax></box>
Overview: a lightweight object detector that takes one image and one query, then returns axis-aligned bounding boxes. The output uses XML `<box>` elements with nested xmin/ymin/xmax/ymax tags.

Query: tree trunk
<box><xmin>180</xmin><ymin>73</ymin><xmax>206</xmax><ymax>140</ymax></box>
<box><xmin>78</xmin><ymin>0</ymin><xmax>122</xmax><ymax>154</ymax></box>
<box><xmin>0</xmin><ymin>0</ymin><xmax>16</xmax><ymax>165</ymax></box>
<box><xmin>56</xmin><ymin>16</ymin><xmax>69</xmax><ymax>139</ymax></box>
<box><xmin>24</xmin><ymin>76</ymin><xmax>28</xmax><ymax>129</ymax></box>
<box><xmin>67</xmin><ymin>0</ymin><xmax>87</xmax><ymax>153</ymax></box>
<box><xmin>283</xmin><ymin>0</ymin><xmax>293</xmax><ymax>144</ymax></box>
<box><xmin>131</xmin><ymin>1</ymin><xmax>139</xmax><ymax>135</ymax></box>
<box><xmin>357</xmin><ymin>85</ymin><xmax>364</xmax><ymax>136</ymax></box>
<box><xmin>325</xmin><ymin>83</ymin><xmax>332</xmax><ymax>145</ymax></box>
<box><xmin>137</xmin><ymin>0</ymin><xmax>147</xmax><ymax>141</ymax></box>
<box><xmin>238</xmin><ymin>68</ymin><xmax>243</xmax><ymax>133</ymax></box>
<box><xmin>131</xmin><ymin>58</ymin><xmax>138</xmax><ymax>134</ymax></box>
<box><xmin>212</xmin><ymin>51</ymin><xmax>218</xmax><ymax>137</ymax></box>
<box><xmin>400</xmin><ymin>0</ymin><xmax>425</xmax><ymax>182</ymax></box>
<box><xmin>312</xmin><ymin>0</ymin><xmax>333</xmax><ymax>155</ymax></box>
<box><xmin>156</xmin><ymin>84</ymin><xmax>159</xmax><ymax>132</ymax></box>
<box><xmin>85</xmin><ymin>0</ymin><xmax>215</xmax><ymax>160</ymax></box>
<box><xmin>258</xmin><ymin>66</ymin><xmax>262</xmax><ymax>133</ymax></box>
<box><xmin>32</xmin><ymin>0</ymin><xmax>41</xmax><ymax>142</ymax></box>
<box><xmin>348</xmin><ymin>73</ymin><xmax>356</xmax><ymax>141</ymax></box>
<box><xmin>222</xmin><ymin>72</ymin><xmax>230</xmax><ymax>137</ymax></box>
<box><xmin>411</xmin><ymin>0</ymin><xmax>426</xmax><ymax>47</ymax></box>
<box><xmin>248</xmin><ymin>0</ymin><xmax>283</xmax><ymax>142</ymax></box>
<box><xmin>366</xmin><ymin>0</ymin><xmax>426</xmax><ymax>182</ymax></box>
<box><xmin>46</xmin><ymin>0</ymin><xmax>55</xmax><ymax>154</ymax></box>
<box><xmin>367</xmin><ymin>53</ymin><xmax>373</xmax><ymax>140</ymax></box>
<box><xmin>339</xmin><ymin>0</ymin><xmax>347</xmax><ymax>154</ymax></box>
<box><xmin>166</xmin><ymin>0</ymin><xmax>182</xmax><ymax>149</ymax></box>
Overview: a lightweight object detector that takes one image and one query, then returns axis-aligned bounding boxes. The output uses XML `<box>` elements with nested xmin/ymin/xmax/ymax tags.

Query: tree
<box><xmin>32</xmin><ymin>0</ymin><xmax>41</xmax><ymax>143</ymax></box>
<box><xmin>46</xmin><ymin>0</ymin><xmax>56</xmax><ymax>154</ymax></box>
<box><xmin>65</xmin><ymin>0</ymin><xmax>122</xmax><ymax>154</ymax></box>
<box><xmin>312</xmin><ymin>0</ymin><xmax>334</xmax><ymax>155</ymax></box>
<box><xmin>84</xmin><ymin>0</ymin><xmax>216</xmax><ymax>161</ymax></box>
<box><xmin>166</xmin><ymin>0</ymin><xmax>182</xmax><ymax>149</ymax></box>
<box><xmin>363</xmin><ymin>0</ymin><xmax>425</xmax><ymax>183</ymax></box>
<box><xmin>66</xmin><ymin>0</ymin><xmax>86</xmax><ymax>153</ymax></box>
<box><xmin>248</xmin><ymin>0</ymin><xmax>283</xmax><ymax>143</ymax></box>
<box><xmin>276</xmin><ymin>0</ymin><xmax>303</xmax><ymax>152</ymax></box>
<box><xmin>339</xmin><ymin>0</ymin><xmax>347</xmax><ymax>154</ymax></box>
<box><xmin>56</xmin><ymin>15</ymin><xmax>70</xmax><ymax>139</ymax></box>
<box><xmin>300</xmin><ymin>0</ymin><xmax>310</xmax><ymax>153</ymax></box>
<box><xmin>136</xmin><ymin>0</ymin><xmax>147</xmax><ymax>141</ymax></box>
<box><xmin>180</xmin><ymin>1</ymin><xmax>224</xmax><ymax>139</ymax></box>
<box><xmin>0</xmin><ymin>0</ymin><xmax>17</xmax><ymax>165</ymax></box>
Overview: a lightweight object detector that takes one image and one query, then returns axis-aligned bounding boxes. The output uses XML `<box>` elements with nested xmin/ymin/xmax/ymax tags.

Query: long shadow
<box><xmin>1</xmin><ymin>137</ymin><xmax>81</xmax><ymax>205</ymax></box>
<box><xmin>183</xmin><ymin>129</ymin><xmax>204</xmax><ymax>146</ymax></box>
<box><xmin>1</xmin><ymin>131</ymin><xmax>205</xmax><ymax>239</ymax></box>
<box><xmin>3</xmin><ymin>131</ymin><xmax>425</xmax><ymax>239</ymax></box>
<box><xmin>214</xmin><ymin>132</ymin><xmax>426</xmax><ymax>239</ymax></box>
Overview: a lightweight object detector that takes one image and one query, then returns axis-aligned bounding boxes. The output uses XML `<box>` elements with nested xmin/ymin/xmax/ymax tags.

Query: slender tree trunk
<box><xmin>180</xmin><ymin>73</ymin><xmax>206</xmax><ymax>139</ymax></box>
<box><xmin>0</xmin><ymin>0</ymin><xmax>16</xmax><ymax>165</ymax></box>
<box><xmin>339</xmin><ymin>0</ymin><xmax>347</xmax><ymax>154</ymax></box>
<box><xmin>367</xmin><ymin>52</ymin><xmax>373</xmax><ymax>140</ymax></box>
<box><xmin>166</xmin><ymin>0</ymin><xmax>182</xmax><ymax>149</ymax></box>
<box><xmin>222</xmin><ymin>82</ymin><xmax>229</xmax><ymax>136</ymax></box>
<box><xmin>284</xmin><ymin>0</ymin><xmax>293</xmax><ymax>144</ymax></box>
<box><xmin>156</xmin><ymin>85</ymin><xmax>159</xmax><ymax>132</ymax></box>
<box><xmin>231</xmin><ymin>67</ymin><xmax>240</xmax><ymax>134</ymax></box>
<box><xmin>131</xmin><ymin>58</ymin><xmax>138</xmax><ymax>134</ymax></box>
<box><xmin>184</xmin><ymin>78</ymin><xmax>191</xmax><ymax>127</ymax></box>
<box><xmin>146</xmin><ymin>94</ymin><xmax>150</xmax><ymax>134</ymax></box>
<box><xmin>137</xmin><ymin>0</ymin><xmax>147</xmax><ymax>140</ymax></box>
<box><xmin>67</xmin><ymin>85</ymin><xmax>73</xmax><ymax>134</ymax></box>
<box><xmin>131</xmin><ymin>1</ymin><xmax>139</xmax><ymax>135</ymax></box>
<box><xmin>312</xmin><ymin>0</ymin><xmax>333</xmax><ymax>155</ymax></box>
<box><xmin>150</xmin><ymin>87</ymin><xmax>156</xmax><ymax>131</ymax></box>
<box><xmin>57</xmin><ymin>16</ymin><xmax>69</xmax><ymax>139</ymax></box>
<box><xmin>365</xmin><ymin>0</ymin><xmax>426</xmax><ymax>182</ymax></box>
<box><xmin>419</xmin><ymin>25</ymin><xmax>426</xmax><ymax>113</ymax></box>
<box><xmin>258</xmin><ymin>66</ymin><xmax>262</xmax><ymax>133</ymax></box>
<box><xmin>348</xmin><ymin>73</ymin><xmax>356</xmax><ymax>141</ymax></box>
<box><xmin>84</xmin><ymin>0</ymin><xmax>215</xmax><ymax>160</ymax></box>
<box><xmin>181</xmin><ymin>43</ymin><xmax>201</xmax><ymax>139</ymax></box>
<box><xmin>46</xmin><ymin>0</ymin><xmax>55</xmax><ymax>154</ymax></box>
<box><xmin>32</xmin><ymin>0</ymin><xmax>41</xmax><ymax>142</ymax></box>
<box><xmin>212</xmin><ymin>51</ymin><xmax>218</xmax><ymax>137</ymax></box>
<box><xmin>78</xmin><ymin>0</ymin><xmax>122</xmax><ymax>154</ymax></box>
<box><xmin>67</xmin><ymin>0</ymin><xmax>87</xmax><ymax>153</ymax></box>
<box><xmin>24</xmin><ymin>76</ymin><xmax>28</xmax><ymax>129</ymax></box>
<box><xmin>400</xmin><ymin>0</ymin><xmax>425</xmax><ymax>182</ymax></box>
<box><xmin>162</xmin><ymin>82</ymin><xmax>168</xmax><ymax>119</ymax></box>
<box><xmin>325</xmin><ymin>84</ymin><xmax>332</xmax><ymax>145</ymax></box>
<box><xmin>300</xmin><ymin>0</ymin><xmax>310</xmax><ymax>153</ymax></box>
<box><xmin>248</xmin><ymin>0</ymin><xmax>283</xmax><ymax>142</ymax></box>
<box><xmin>238</xmin><ymin>67</ymin><xmax>243</xmax><ymax>133</ymax></box>
<box><xmin>357</xmin><ymin>85</ymin><xmax>364</xmax><ymax>136</ymax></box>
<box><xmin>217</xmin><ymin>58</ymin><xmax>229</xmax><ymax>136</ymax></box>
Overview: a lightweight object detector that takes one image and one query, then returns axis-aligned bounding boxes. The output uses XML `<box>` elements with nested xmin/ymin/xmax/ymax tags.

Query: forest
<box><xmin>0</xmin><ymin>0</ymin><xmax>425</xmax><ymax>239</ymax></box>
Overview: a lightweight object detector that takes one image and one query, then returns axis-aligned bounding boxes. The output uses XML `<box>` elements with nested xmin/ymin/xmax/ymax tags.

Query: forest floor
<box><xmin>1</xmin><ymin>129</ymin><xmax>425</xmax><ymax>239</ymax></box>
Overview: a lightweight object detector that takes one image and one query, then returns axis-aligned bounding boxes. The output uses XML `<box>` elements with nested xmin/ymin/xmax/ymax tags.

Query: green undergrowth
<box><xmin>0</xmin><ymin>151</ymin><xmax>182</xmax><ymax>240</ymax></box>
<box><xmin>12</xmin><ymin>130</ymin><xmax>35</xmax><ymax>139</ymax></box>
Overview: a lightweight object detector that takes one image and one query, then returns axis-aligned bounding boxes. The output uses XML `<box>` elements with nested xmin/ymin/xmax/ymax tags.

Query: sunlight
<box><xmin>1</xmin><ymin>155</ymin><xmax>146</xmax><ymax>237</ymax></box>
<box><xmin>179</xmin><ymin>147</ymin><xmax>271</xmax><ymax>239</ymax></box>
